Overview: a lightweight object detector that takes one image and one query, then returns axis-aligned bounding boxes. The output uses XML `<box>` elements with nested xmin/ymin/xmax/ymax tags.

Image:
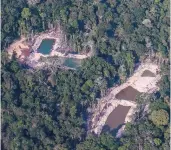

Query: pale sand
<box><xmin>50</xmin><ymin>50</ymin><xmax>90</xmax><ymax>59</ymax></box>
<box><xmin>116</xmin><ymin>125</ymin><xmax>126</xmax><ymax>138</ymax></box>
<box><xmin>26</xmin><ymin>49</ymin><xmax>90</xmax><ymax>68</ymax></box>
<box><xmin>7</xmin><ymin>32</ymin><xmax>92</xmax><ymax>68</ymax></box>
<box><xmin>7</xmin><ymin>37</ymin><xmax>29</xmax><ymax>59</ymax></box>
<box><xmin>89</xmin><ymin>62</ymin><xmax>161</xmax><ymax>135</ymax></box>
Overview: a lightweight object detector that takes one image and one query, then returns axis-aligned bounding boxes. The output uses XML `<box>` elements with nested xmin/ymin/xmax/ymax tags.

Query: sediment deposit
<box><xmin>88</xmin><ymin>62</ymin><xmax>161</xmax><ymax>135</ymax></box>
<box><xmin>7</xmin><ymin>28</ymin><xmax>93</xmax><ymax>68</ymax></box>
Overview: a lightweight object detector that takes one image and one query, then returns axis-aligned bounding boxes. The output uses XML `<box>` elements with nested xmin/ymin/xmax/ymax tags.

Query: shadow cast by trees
<box><xmin>101</xmin><ymin>123</ymin><xmax>125</xmax><ymax>137</ymax></box>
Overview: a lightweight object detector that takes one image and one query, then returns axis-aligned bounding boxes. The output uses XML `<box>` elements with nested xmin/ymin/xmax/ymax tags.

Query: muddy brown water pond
<box><xmin>115</xmin><ymin>86</ymin><xmax>141</xmax><ymax>101</ymax></box>
<box><xmin>105</xmin><ymin>105</ymin><xmax>131</xmax><ymax>130</ymax></box>
<box><xmin>141</xmin><ymin>70</ymin><xmax>156</xmax><ymax>77</ymax></box>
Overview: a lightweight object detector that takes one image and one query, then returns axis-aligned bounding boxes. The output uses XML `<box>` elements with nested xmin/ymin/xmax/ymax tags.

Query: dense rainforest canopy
<box><xmin>1</xmin><ymin>0</ymin><xmax>170</xmax><ymax>149</ymax></box>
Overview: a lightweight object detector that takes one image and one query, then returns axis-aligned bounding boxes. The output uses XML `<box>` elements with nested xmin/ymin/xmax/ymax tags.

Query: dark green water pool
<box><xmin>38</xmin><ymin>39</ymin><xmax>55</xmax><ymax>54</ymax></box>
<box><xmin>63</xmin><ymin>58</ymin><xmax>81</xmax><ymax>69</ymax></box>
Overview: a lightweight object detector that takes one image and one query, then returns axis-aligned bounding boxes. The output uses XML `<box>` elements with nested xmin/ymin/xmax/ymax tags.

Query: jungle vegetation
<box><xmin>1</xmin><ymin>0</ymin><xmax>170</xmax><ymax>149</ymax></box>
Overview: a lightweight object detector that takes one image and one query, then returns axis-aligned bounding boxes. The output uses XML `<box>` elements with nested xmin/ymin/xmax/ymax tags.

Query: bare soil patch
<box><xmin>7</xmin><ymin>37</ymin><xmax>30</xmax><ymax>59</ymax></box>
<box><xmin>7</xmin><ymin>29</ymin><xmax>93</xmax><ymax>68</ymax></box>
<box><xmin>88</xmin><ymin>62</ymin><xmax>161</xmax><ymax>135</ymax></box>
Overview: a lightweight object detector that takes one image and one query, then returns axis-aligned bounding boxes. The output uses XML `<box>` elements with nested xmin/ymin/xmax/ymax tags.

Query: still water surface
<box><xmin>38</xmin><ymin>39</ymin><xmax>55</xmax><ymax>55</ymax></box>
<box><xmin>105</xmin><ymin>105</ymin><xmax>131</xmax><ymax>130</ymax></box>
<box><xmin>63</xmin><ymin>58</ymin><xmax>81</xmax><ymax>69</ymax></box>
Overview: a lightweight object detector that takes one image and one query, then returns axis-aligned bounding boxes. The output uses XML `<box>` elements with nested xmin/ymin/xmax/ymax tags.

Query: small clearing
<box><xmin>7</xmin><ymin>27</ymin><xmax>93</xmax><ymax>68</ymax></box>
<box><xmin>7</xmin><ymin>37</ymin><xmax>30</xmax><ymax>61</ymax></box>
<box><xmin>88</xmin><ymin>62</ymin><xmax>161</xmax><ymax>136</ymax></box>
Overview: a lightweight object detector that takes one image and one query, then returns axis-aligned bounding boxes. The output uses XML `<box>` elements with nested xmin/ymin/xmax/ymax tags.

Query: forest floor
<box><xmin>88</xmin><ymin>61</ymin><xmax>161</xmax><ymax>137</ymax></box>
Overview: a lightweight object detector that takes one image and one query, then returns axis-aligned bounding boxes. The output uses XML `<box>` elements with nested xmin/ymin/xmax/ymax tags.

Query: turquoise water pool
<box><xmin>63</xmin><ymin>58</ymin><xmax>81</xmax><ymax>69</ymax></box>
<box><xmin>38</xmin><ymin>39</ymin><xmax>55</xmax><ymax>54</ymax></box>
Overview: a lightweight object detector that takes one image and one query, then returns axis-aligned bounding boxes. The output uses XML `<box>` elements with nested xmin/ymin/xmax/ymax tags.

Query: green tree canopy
<box><xmin>21</xmin><ymin>8</ymin><xmax>31</xmax><ymax>20</ymax></box>
<box><xmin>150</xmin><ymin>109</ymin><xmax>169</xmax><ymax>126</ymax></box>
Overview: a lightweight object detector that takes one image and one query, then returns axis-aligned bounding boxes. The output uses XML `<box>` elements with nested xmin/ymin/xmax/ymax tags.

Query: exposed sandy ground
<box><xmin>7</xmin><ymin>29</ymin><xmax>92</xmax><ymax>68</ymax></box>
<box><xmin>26</xmin><ymin>50</ymin><xmax>91</xmax><ymax>68</ymax></box>
<box><xmin>50</xmin><ymin>51</ymin><xmax>91</xmax><ymax>59</ymax></box>
<box><xmin>27</xmin><ymin>49</ymin><xmax>91</xmax><ymax>62</ymax></box>
<box><xmin>88</xmin><ymin>62</ymin><xmax>161</xmax><ymax>135</ymax></box>
<box><xmin>116</xmin><ymin>125</ymin><xmax>126</xmax><ymax>138</ymax></box>
<box><xmin>30</xmin><ymin>28</ymin><xmax>92</xmax><ymax>64</ymax></box>
<box><xmin>7</xmin><ymin>37</ymin><xmax>29</xmax><ymax>61</ymax></box>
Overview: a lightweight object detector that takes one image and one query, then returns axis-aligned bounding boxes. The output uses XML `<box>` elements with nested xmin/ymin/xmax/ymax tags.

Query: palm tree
<box><xmin>21</xmin><ymin>8</ymin><xmax>31</xmax><ymax>33</ymax></box>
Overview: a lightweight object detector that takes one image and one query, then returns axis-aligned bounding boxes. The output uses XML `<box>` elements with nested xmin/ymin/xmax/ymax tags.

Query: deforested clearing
<box><xmin>88</xmin><ymin>62</ymin><xmax>161</xmax><ymax>135</ymax></box>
